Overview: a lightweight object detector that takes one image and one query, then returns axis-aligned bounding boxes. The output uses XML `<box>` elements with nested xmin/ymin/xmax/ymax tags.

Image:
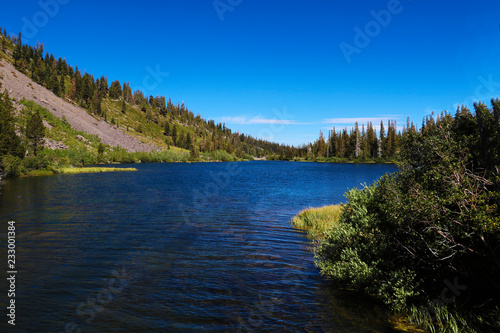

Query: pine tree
<box><xmin>13</xmin><ymin>32</ymin><xmax>22</xmax><ymax>66</ymax></box>
<box><xmin>26</xmin><ymin>111</ymin><xmax>45</xmax><ymax>156</ymax></box>
<box><xmin>186</xmin><ymin>132</ymin><xmax>192</xmax><ymax>150</ymax></box>
<box><xmin>190</xmin><ymin>141</ymin><xmax>199</xmax><ymax>158</ymax></box>
<box><xmin>366</xmin><ymin>122</ymin><xmax>377</xmax><ymax>158</ymax></box>
<box><xmin>164</xmin><ymin>122</ymin><xmax>170</xmax><ymax>136</ymax></box>
<box><xmin>109</xmin><ymin>80</ymin><xmax>122</xmax><ymax>98</ymax></box>
<box><xmin>50</xmin><ymin>70</ymin><xmax>59</xmax><ymax>96</ymax></box>
<box><xmin>177</xmin><ymin>131</ymin><xmax>185</xmax><ymax>148</ymax></box>
<box><xmin>0</xmin><ymin>90</ymin><xmax>23</xmax><ymax>158</ymax></box>
<box><xmin>59</xmin><ymin>74</ymin><xmax>66</xmax><ymax>97</ymax></box>
<box><xmin>93</xmin><ymin>90</ymin><xmax>102</xmax><ymax>115</ymax></box>
<box><xmin>354</xmin><ymin>122</ymin><xmax>361</xmax><ymax>158</ymax></box>
<box><xmin>171</xmin><ymin>125</ymin><xmax>177</xmax><ymax>146</ymax></box>
<box><xmin>99</xmin><ymin>76</ymin><xmax>108</xmax><ymax>96</ymax></box>
<box><xmin>379</xmin><ymin>120</ymin><xmax>386</xmax><ymax>157</ymax></box>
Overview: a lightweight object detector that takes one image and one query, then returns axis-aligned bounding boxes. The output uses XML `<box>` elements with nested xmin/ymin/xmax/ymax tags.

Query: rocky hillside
<box><xmin>0</xmin><ymin>59</ymin><xmax>159</xmax><ymax>152</ymax></box>
<box><xmin>0</xmin><ymin>29</ymin><xmax>288</xmax><ymax>166</ymax></box>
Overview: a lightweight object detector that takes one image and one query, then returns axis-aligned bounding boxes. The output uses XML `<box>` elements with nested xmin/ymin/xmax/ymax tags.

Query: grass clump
<box><xmin>290</xmin><ymin>205</ymin><xmax>343</xmax><ymax>239</ymax></box>
<box><xmin>59</xmin><ymin>167</ymin><xmax>138</xmax><ymax>174</ymax></box>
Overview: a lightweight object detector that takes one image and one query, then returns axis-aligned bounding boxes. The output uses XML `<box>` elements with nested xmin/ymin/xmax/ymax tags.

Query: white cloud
<box><xmin>221</xmin><ymin>114</ymin><xmax>302</xmax><ymax>125</ymax></box>
<box><xmin>322</xmin><ymin>116</ymin><xmax>402</xmax><ymax>125</ymax></box>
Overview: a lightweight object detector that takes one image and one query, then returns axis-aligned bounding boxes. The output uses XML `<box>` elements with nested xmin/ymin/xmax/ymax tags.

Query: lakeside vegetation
<box><xmin>0</xmin><ymin>28</ymin><xmax>403</xmax><ymax>180</ymax></box>
<box><xmin>292</xmin><ymin>100</ymin><xmax>500</xmax><ymax>332</ymax></box>
<box><xmin>23</xmin><ymin>167</ymin><xmax>138</xmax><ymax>177</ymax></box>
<box><xmin>291</xmin><ymin>205</ymin><xmax>343</xmax><ymax>239</ymax></box>
<box><xmin>58</xmin><ymin>167</ymin><xmax>138</xmax><ymax>174</ymax></box>
<box><xmin>0</xmin><ymin>89</ymin><xmax>245</xmax><ymax>178</ymax></box>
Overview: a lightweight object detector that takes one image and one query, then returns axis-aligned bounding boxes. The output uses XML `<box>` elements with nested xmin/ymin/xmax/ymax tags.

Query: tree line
<box><xmin>0</xmin><ymin>83</ymin><xmax>46</xmax><ymax>176</ymax></box>
<box><xmin>2</xmin><ymin>30</ymin><xmax>411</xmax><ymax>162</ymax></box>
<box><xmin>2</xmin><ymin>28</ymin><xmax>495</xmax><ymax>167</ymax></box>
<box><xmin>4</xmin><ymin>31</ymin><xmax>298</xmax><ymax>159</ymax></box>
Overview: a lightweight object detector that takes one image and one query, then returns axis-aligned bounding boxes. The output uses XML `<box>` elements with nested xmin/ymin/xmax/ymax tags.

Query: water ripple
<box><xmin>0</xmin><ymin>161</ymin><xmax>399</xmax><ymax>332</ymax></box>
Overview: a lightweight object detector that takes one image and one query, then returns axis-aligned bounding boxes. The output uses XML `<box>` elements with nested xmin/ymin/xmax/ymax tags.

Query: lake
<box><xmin>0</xmin><ymin>161</ymin><xmax>398</xmax><ymax>332</ymax></box>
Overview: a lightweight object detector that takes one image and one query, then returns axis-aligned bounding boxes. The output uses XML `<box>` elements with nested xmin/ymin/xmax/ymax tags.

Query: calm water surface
<box><xmin>0</xmin><ymin>161</ymin><xmax>398</xmax><ymax>332</ymax></box>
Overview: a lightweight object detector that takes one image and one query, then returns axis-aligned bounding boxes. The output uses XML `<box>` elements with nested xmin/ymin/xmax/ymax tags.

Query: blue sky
<box><xmin>1</xmin><ymin>0</ymin><xmax>500</xmax><ymax>145</ymax></box>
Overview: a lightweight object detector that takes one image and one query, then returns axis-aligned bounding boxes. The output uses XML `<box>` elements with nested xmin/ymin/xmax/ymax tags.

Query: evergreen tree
<box><xmin>177</xmin><ymin>131</ymin><xmax>185</xmax><ymax>148</ymax></box>
<box><xmin>13</xmin><ymin>32</ymin><xmax>22</xmax><ymax>66</ymax></box>
<box><xmin>186</xmin><ymin>132</ymin><xmax>192</xmax><ymax>150</ymax></box>
<box><xmin>59</xmin><ymin>74</ymin><xmax>66</xmax><ymax>97</ymax></box>
<box><xmin>379</xmin><ymin>120</ymin><xmax>386</xmax><ymax>157</ymax></box>
<box><xmin>1</xmin><ymin>36</ymin><xmax>6</xmax><ymax>53</ymax></box>
<box><xmin>171</xmin><ymin>125</ymin><xmax>177</xmax><ymax>146</ymax></box>
<box><xmin>354</xmin><ymin>122</ymin><xmax>361</xmax><ymax>158</ymax></box>
<box><xmin>316</xmin><ymin>131</ymin><xmax>326</xmax><ymax>157</ymax></box>
<box><xmin>99</xmin><ymin>76</ymin><xmax>108</xmax><ymax>96</ymax></box>
<box><xmin>50</xmin><ymin>70</ymin><xmax>59</xmax><ymax>96</ymax></box>
<box><xmin>109</xmin><ymin>80</ymin><xmax>122</xmax><ymax>98</ymax></box>
<box><xmin>0</xmin><ymin>89</ymin><xmax>23</xmax><ymax>158</ymax></box>
<box><xmin>164</xmin><ymin>122</ymin><xmax>170</xmax><ymax>136</ymax></box>
<box><xmin>80</xmin><ymin>73</ymin><xmax>94</xmax><ymax>106</ymax></box>
<box><xmin>190</xmin><ymin>141</ymin><xmax>199</xmax><ymax>158</ymax></box>
<box><xmin>92</xmin><ymin>90</ymin><xmax>102</xmax><ymax>115</ymax></box>
<box><xmin>26</xmin><ymin>111</ymin><xmax>45</xmax><ymax>156</ymax></box>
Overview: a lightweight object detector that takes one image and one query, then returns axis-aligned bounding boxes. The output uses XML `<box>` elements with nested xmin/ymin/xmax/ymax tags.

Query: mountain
<box><xmin>0</xmin><ymin>29</ymin><xmax>297</xmax><ymax>177</ymax></box>
<box><xmin>0</xmin><ymin>27</ymin><xmax>405</xmax><ymax>179</ymax></box>
<box><xmin>0</xmin><ymin>58</ymin><xmax>158</xmax><ymax>153</ymax></box>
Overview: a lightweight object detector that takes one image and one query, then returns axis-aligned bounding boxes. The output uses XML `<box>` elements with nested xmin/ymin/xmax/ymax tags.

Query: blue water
<box><xmin>0</xmin><ymin>161</ymin><xmax>398</xmax><ymax>332</ymax></box>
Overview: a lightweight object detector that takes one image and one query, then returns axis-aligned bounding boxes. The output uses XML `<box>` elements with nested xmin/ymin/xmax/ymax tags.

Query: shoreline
<box><xmin>290</xmin><ymin>205</ymin><xmax>421</xmax><ymax>332</ymax></box>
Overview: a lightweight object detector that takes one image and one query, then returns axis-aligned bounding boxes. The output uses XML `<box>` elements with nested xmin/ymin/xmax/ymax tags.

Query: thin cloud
<box><xmin>322</xmin><ymin>116</ymin><xmax>402</xmax><ymax>125</ymax></box>
<box><xmin>221</xmin><ymin>115</ymin><xmax>305</xmax><ymax>125</ymax></box>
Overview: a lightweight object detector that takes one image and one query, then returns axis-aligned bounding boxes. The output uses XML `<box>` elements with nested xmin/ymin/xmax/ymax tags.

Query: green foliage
<box><xmin>206</xmin><ymin>150</ymin><xmax>238</xmax><ymax>162</ymax></box>
<box><xmin>1</xmin><ymin>154</ymin><xmax>24</xmax><ymax>177</ymax></box>
<box><xmin>291</xmin><ymin>205</ymin><xmax>343</xmax><ymax>238</ymax></box>
<box><xmin>109</xmin><ymin>80</ymin><xmax>122</xmax><ymax>99</ymax></box>
<box><xmin>315</xmin><ymin>102</ymin><xmax>500</xmax><ymax>331</ymax></box>
<box><xmin>0</xmin><ymin>89</ymin><xmax>23</xmax><ymax>158</ymax></box>
<box><xmin>315</xmin><ymin>180</ymin><xmax>422</xmax><ymax>311</ymax></box>
<box><xmin>97</xmin><ymin>143</ymin><xmax>105</xmax><ymax>156</ymax></box>
<box><xmin>25</xmin><ymin>110</ymin><xmax>45</xmax><ymax>156</ymax></box>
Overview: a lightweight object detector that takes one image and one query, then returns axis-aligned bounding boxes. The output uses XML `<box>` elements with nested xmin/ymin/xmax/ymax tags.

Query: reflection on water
<box><xmin>0</xmin><ymin>161</ymin><xmax>399</xmax><ymax>332</ymax></box>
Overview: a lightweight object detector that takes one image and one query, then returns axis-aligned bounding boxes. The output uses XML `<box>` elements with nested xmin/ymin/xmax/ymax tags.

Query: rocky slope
<box><xmin>0</xmin><ymin>59</ymin><xmax>160</xmax><ymax>152</ymax></box>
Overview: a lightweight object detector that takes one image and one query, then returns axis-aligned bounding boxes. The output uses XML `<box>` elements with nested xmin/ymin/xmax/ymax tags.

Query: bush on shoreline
<box><xmin>308</xmin><ymin>101</ymin><xmax>500</xmax><ymax>332</ymax></box>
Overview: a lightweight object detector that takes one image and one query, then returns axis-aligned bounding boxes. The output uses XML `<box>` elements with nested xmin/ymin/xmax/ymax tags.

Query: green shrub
<box><xmin>314</xmin><ymin>103</ymin><xmax>500</xmax><ymax>331</ymax></box>
<box><xmin>315</xmin><ymin>180</ymin><xmax>422</xmax><ymax>311</ymax></box>
<box><xmin>207</xmin><ymin>150</ymin><xmax>238</xmax><ymax>162</ymax></box>
<box><xmin>2</xmin><ymin>154</ymin><xmax>25</xmax><ymax>177</ymax></box>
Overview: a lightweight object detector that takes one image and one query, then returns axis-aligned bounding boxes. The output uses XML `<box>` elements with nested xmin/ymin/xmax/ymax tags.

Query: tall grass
<box><xmin>290</xmin><ymin>205</ymin><xmax>343</xmax><ymax>238</ymax></box>
<box><xmin>407</xmin><ymin>304</ymin><xmax>500</xmax><ymax>333</ymax></box>
<box><xmin>59</xmin><ymin>167</ymin><xmax>138</xmax><ymax>174</ymax></box>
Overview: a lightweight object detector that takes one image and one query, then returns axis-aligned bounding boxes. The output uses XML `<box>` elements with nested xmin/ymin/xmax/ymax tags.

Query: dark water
<box><xmin>0</xmin><ymin>161</ymin><xmax>398</xmax><ymax>332</ymax></box>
